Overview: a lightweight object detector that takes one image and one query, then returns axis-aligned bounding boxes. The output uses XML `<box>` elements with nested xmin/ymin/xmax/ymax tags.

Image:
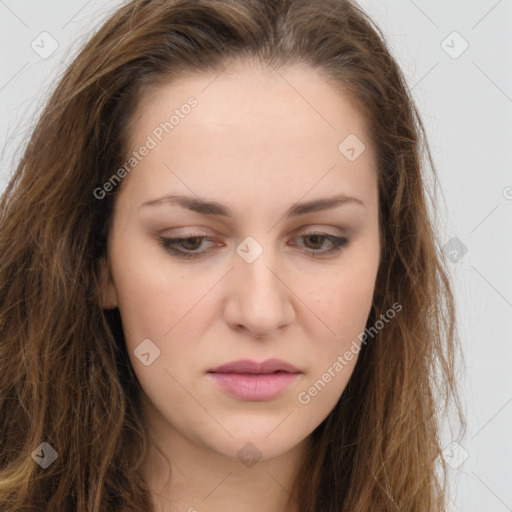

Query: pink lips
<box><xmin>207</xmin><ymin>358</ymin><xmax>301</xmax><ymax>401</ymax></box>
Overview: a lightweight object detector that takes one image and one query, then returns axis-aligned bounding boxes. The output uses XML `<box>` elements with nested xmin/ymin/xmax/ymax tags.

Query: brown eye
<box><xmin>302</xmin><ymin>234</ymin><xmax>327</xmax><ymax>250</ymax></box>
<box><xmin>158</xmin><ymin>232</ymin><xmax>349</xmax><ymax>260</ymax></box>
<box><xmin>291</xmin><ymin>232</ymin><xmax>349</xmax><ymax>258</ymax></box>
<box><xmin>180</xmin><ymin>237</ymin><xmax>204</xmax><ymax>250</ymax></box>
<box><xmin>158</xmin><ymin>235</ymin><xmax>218</xmax><ymax>259</ymax></box>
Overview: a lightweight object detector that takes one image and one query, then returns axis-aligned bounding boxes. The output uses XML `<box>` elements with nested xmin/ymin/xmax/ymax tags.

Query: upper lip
<box><xmin>208</xmin><ymin>358</ymin><xmax>301</xmax><ymax>374</ymax></box>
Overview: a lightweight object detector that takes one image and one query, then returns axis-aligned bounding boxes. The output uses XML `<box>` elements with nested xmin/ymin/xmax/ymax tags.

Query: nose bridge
<box><xmin>226</xmin><ymin>235</ymin><xmax>293</xmax><ymax>336</ymax></box>
<box><xmin>237</xmin><ymin>237</ymin><xmax>282</xmax><ymax>306</ymax></box>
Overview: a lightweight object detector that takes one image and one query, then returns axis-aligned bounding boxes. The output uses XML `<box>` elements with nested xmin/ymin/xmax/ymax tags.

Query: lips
<box><xmin>207</xmin><ymin>358</ymin><xmax>302</xmax><ymax>401</ymax></box>
<box><xmin>208</xmin><ymin>358</ymin><xmax>301</xmax><ymax>375</ymax></box>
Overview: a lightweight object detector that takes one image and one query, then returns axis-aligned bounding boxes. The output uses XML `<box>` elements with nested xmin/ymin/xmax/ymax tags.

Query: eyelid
<box><xmin>157</xmin><ymin>228</ymin><xmax>350</xmax><ymax>260</ymax></box>
<box><xmin>160</xmin><ymin>224</ymin><xmax>348</xmax><ymax>238</ymax></box>
<box><xmin>293</xmin><ymin>225</ymin><xmax>348</xmax><ymax>237</ymax></box>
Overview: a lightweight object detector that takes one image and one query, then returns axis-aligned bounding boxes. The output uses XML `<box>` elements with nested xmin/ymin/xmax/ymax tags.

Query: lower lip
<box><xmin>207</xmin><ymin>372</ymin><xmax>300</xmax><ymax>401</ymax></box>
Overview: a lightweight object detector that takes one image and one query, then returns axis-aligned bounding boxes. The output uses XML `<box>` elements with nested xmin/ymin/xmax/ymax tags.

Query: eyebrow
<box><xmin>139</xmin><ymin>193</ymin><xmax>364</xmax><ymax>217</ymax></box>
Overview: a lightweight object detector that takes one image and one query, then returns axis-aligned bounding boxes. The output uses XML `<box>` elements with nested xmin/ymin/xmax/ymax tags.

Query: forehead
<box><xmin>130</xmin><ymin>59</ymin><xmax>369</xmax><ymax>145</ymax></box>
<box><xmin>119</xmin><ymin>59</ymin><xmax>377</xmax><ymax>213</ymax></box>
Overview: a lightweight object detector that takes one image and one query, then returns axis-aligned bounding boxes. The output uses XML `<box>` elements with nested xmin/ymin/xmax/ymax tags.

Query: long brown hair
<box><xmin>0</xmin><ymin>0</ymin><xmax>464</xmax><ymax>510</ymax></box>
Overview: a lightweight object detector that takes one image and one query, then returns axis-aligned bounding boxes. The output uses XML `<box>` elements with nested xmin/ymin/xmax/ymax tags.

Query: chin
<box><xmin>201</xmin><ymin>425</ymin><xmax>308</xmax><ymax>463</ymax></box>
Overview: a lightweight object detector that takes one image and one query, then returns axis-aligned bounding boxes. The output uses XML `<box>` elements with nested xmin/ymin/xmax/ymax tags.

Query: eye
<box><xmin>157</xmin><ymin>231</ymin><xmax>349</xmax><ymax>260</ymax></box>
<box><xmin>289</xmin><ymin>232</ymin><xmax>349</xmax><ymax>258</ymax></box>
<box><xmin>158</xmin><ymin>235</ymin><xmax>219</xmax><ymax>259</ymax></box>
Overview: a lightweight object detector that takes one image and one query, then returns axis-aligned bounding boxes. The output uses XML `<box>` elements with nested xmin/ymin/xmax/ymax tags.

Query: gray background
<box><xmin>1</xmin><ymin>1</ymin><xmax>511</xmax><ymax>510</ymax></box>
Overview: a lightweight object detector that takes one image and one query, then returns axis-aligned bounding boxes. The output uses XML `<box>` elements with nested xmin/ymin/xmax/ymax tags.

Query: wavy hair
<box><xmin>0</xmin><ymin>0</ymin><xmax>464</xmax><ymax>510</ymax></box>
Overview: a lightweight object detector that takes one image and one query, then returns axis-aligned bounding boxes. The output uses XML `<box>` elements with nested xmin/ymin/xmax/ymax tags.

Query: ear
<box><xmin>98</xmin><ymin>256</ymin><xmax>119</xmax><ymax>309</ymax></box>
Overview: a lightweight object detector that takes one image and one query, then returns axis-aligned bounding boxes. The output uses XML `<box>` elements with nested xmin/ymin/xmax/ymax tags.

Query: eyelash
<box><xmin>157</xmin><ymin>232</ymin><xmax>349</xmax><ymax>260</ymax></box>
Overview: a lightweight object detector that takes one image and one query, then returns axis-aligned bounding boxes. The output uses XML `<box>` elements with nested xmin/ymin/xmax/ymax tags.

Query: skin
<box><xmin>100</xmin><ymin>59</ymin><xmax>381</xmax><ymax>512</ymax></box>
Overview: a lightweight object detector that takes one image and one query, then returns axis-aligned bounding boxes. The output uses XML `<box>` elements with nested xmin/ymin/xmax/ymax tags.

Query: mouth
<box><xmin>206</xmin><ymin>359</ymin><xmax>302</xmax><ymax>401</ymax></box>
<box><xmin>208</xmin><ymin>358</ymin><xmax>301</xmax><ymax>375</ymax></box>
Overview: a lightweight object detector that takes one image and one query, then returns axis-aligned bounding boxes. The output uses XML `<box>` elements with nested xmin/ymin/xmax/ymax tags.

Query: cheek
<box><xmin>307</xmin><ymin>255</ymin><xmax>377</xmax><ymax>339</ymax></box>
<box><xmin>294</xmin><ymin>301</ymin><xmax>370</xmax><ymax>417</ymax></box>
<box><xmin>297</xmin><ymin>252</ymin><xmax>378</xmax><ymax>405</ymax></box>
<box><xmin>111</xmin><ymin>266</ymin><xmax>172</xmax><ymax>344</ymax></box>
<box><xmin>304</xmin><ymin>281</ymin><xmax>372</xmax><ymax>386</ymax></box>
<box><xmin>108</xmin><ymin>239</ymin><xmax>218</xmax><ymax>390</ymax></box>
<box><xmin>312</xmin><ymin>281</ymin><xmax>373</xmax><ymax>332</ymax></box>
<box><xmin>108</xmin><ymin>229</ymin><xmax>190</xmax><ymax>340</ymax></box>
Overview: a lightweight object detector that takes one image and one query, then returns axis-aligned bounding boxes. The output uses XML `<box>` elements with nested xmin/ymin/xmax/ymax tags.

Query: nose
<box><xmin>223</xmin><ymin>248</ymin><xmax>295</xmax><ymax>339</ymax></box>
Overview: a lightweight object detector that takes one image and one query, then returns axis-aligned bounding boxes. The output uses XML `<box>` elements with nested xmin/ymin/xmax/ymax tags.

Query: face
<box><xmin>100</xmin><ymin>59</ymin><xmax>380</xmax><ymax>464</ymax></box>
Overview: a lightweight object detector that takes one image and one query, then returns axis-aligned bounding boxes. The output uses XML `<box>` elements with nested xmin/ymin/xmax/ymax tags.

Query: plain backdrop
<box><xmin>1</xmin><ymin>1</ymin><xmax>511</xmax><ymax>510</ymax></box>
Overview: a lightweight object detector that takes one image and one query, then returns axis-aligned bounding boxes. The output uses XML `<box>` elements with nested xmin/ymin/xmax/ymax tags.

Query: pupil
<box><xmin>307</xmin><ymin>235</ymin><xmax>323</xmax><ymax>249</ymax></box>
<box><xmin>183</xmin><ymin>237</ymin><xmax>201</xmax><ymax>250</ymax></box>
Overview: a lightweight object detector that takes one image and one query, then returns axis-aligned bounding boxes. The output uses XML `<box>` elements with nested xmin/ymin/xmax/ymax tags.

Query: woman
<box><xmin>0</xmin><ymin>0</ymin><xmax>464</xmax><ymax>510</ymax></box>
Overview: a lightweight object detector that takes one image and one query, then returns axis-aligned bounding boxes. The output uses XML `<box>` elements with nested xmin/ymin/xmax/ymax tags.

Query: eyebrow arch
<box><xmin>139</xmin><ymin>193</ymin><xmax>365</xmax><ymax>217</ymax></box>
